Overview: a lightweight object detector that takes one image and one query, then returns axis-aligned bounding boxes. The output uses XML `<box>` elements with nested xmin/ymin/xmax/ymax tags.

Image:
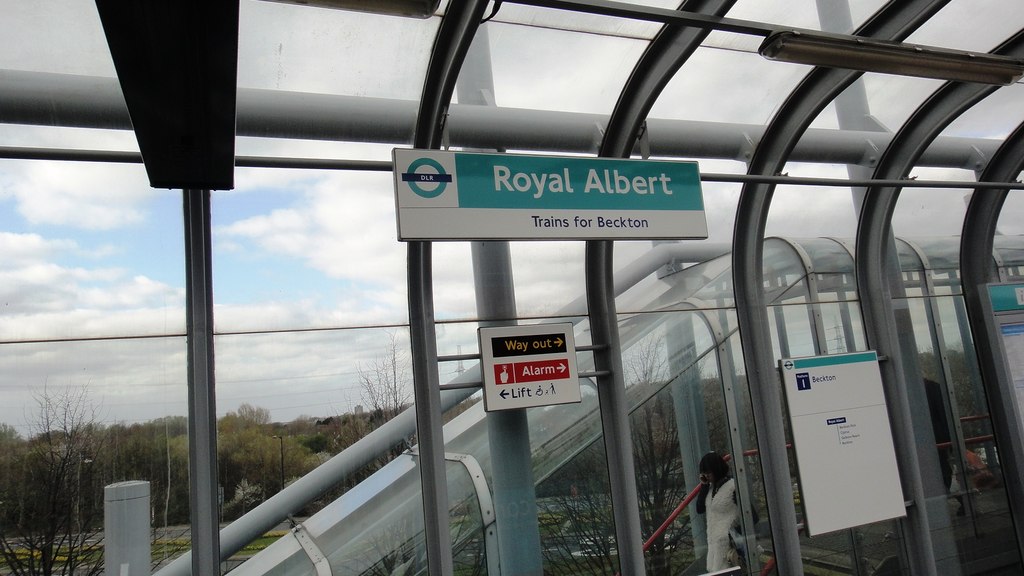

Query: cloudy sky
<box><xmin>1</xmin><ymin>0</ymin><xmax>1023</xmax><ymax>432</ymax></box>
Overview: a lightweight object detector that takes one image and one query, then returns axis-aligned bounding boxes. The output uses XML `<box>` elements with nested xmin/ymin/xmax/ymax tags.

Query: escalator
<box><xmin>228</xmin><ymin>246</ymin><xmax>740</xmax><ymax>576</ymax></box>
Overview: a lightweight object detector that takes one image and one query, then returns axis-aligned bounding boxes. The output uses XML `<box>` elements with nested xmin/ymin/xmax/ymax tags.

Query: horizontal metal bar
<box><xmin>3</xmin><ymin>145</ymin><xmax>1021</xmax><ymax>190</ymax></box>
<box><xmin>579</xmin><ymin>370</ymin><xmax>611</xmax><ymax>378</ymax></box>
<box><xmin>437</xmin><ymin>353</ymin><xmax>481</xmax><ymax>362</ymax></box>
<box><xmin>504</xmin><ymin>0</ymin><xmax>777</xmax><ymax>37</ymax></box>
<box><xmin>438</xmin><ymin>381</ymin><xmax>483</xmax><ymax>390</ymax></box>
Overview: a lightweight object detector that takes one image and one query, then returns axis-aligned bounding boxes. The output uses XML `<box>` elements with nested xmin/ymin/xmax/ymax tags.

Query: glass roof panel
<box><xmin>237</xmin><ymin>0</ymin><xmax>440</xmax><ymax>99</ymax></box>
<box><xmin>906</xmin><ymin>237</ymin><xmax>962</xmax><ymax>272</ymax></box>
<box><xmin>788</xmin><ymin>237</ymin><xmax>855</xmax><ymax>274</ymax></box>
<box><xmin>649</xmin><ymin>42</ymin><xmax>805</xmax><ymax>125</ymax></box>
<box><xmin>933</xmin><ymin>83</ymin><xmax>1024</xmax><ymax>143</ymax></box>
<box><xmin>0</xmin><ymin>0</ymin><xmax>114</xmax><ymax>76</ymax></box>
<box><xmin>475</xmin><ymin>21</ymin><xmax>647</xmax><ymax>114</ymax></box>
<box><xmin>905</xmin><ymin>2</ymin><xmax>1024</xmax><ymax>52</ymax></box>
<box><xmin>727</xmin><ymin>0</ymin><xmax>886</xmax><ymax>31</ymax></box>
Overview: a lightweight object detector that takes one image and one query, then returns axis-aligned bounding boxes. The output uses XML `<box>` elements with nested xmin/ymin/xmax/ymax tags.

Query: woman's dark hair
<box><xmin>698</xmin><ymin>451</ymin><xmax>730</xmax><ymax>479</ymax></box>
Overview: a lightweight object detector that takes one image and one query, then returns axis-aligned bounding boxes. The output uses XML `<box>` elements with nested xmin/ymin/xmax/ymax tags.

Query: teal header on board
<box><xmin>408</xmin><ymin>151</ymin><xmax>703</xmax><ymax>211</ymax></box>
<box><xmin>988</xmin><ymin>283</ymin><xmax>1024</xmax><ymax>313</ymax></box>
<box><xmin>783</xmin><ymin>351</ymin><xmax>878</xmax><ymax>370</ymax></box>
<box><xmin>393</xmin><ymin>148</ymin><xmax>708</xmax><ymax>241</ymax></box>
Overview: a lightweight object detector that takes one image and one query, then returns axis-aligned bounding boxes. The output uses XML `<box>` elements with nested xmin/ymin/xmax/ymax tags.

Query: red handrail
<box><xmin>643</xmin><ymin>483</ymin><xmax>703</xmax><ymax>551</ymax></box>
<box><xmin>642</xmin><ymin>453</ymin><xmax>735</xmax><ymax>552</ymax></box>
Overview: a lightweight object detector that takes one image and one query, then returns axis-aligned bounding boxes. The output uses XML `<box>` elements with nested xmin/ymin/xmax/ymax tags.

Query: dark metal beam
<box><xmin>93</xmin><ymin>0</ymin><xmax>239</xmax><ymax>190</ymax></box>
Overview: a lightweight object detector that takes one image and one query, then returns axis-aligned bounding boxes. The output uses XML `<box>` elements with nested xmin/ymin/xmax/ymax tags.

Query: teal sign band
<box><xmin>452</xmin><ymin>152</ymin><xmax>703</xmax><ymax>211</ymax></box>
<box><xmin>989</xmin><ymin>284</ymin><xmax>1024</xmax><ymax>312</ymax></box>
<box><xmin>789</xmin><ymin>351</ymin><xmax>878</xmax><ymax>369</ymax></box>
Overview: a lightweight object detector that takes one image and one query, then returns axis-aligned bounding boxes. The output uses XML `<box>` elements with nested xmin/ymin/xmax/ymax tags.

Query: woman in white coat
<box><xmin>695</xmin><ymin>451</ymin><xmax>740</xmax><ymax>572</ymax></box>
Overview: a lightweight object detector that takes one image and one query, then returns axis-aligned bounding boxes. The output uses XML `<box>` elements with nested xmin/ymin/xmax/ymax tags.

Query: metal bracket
<box><xmin>291</xmin><ymin>522</ymin><xmax>333</xmax><ymax>576</ymax></box>
<box><xmin>440</xmin><ymin>112</ymin><xmax>451</xmax><ymax>151</ymax></box>
<box><xmin>637</xmin><ymin>121</ymin><xmax>651</xmax><ymax>160</ymax></box>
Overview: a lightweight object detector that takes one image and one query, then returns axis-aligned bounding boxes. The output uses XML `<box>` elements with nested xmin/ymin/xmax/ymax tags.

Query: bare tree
<box><xmin>0</xmin><ymin>387</ymin><xmax>105</xmax><ymax>576</ymax></box>
<box><xmin>357</xmin><ymin>331</ymin><xmax>411</xmax><ymax>423</ymax></box>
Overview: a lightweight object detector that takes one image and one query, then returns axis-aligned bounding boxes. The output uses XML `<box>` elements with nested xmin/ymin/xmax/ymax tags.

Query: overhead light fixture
<box><xmin>260</xmin><ymin>0</ymin><xmax>440</xmax><ymax>18</ymax></box>
<box><xmin>759</xmin><ymin>31</ymin><xmax>1024</xmax><ymax>86</ymax></box>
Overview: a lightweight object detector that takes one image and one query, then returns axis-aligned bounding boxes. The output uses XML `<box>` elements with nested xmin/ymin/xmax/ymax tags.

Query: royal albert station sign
<box><xmin>392</xmin><ymin>149</ymin><xmax>707</xmax><ymax>240</ymax></box>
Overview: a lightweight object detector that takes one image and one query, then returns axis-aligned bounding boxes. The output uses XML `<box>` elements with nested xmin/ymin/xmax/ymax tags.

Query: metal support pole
<box><xmin>472</xmin><ymin>240</ymin><xmax>543</xmax><ymax>576</ymax></box>
<box><xmin>183</xmin><ymin>188</ymin><xmax>221</xmax><ymax>576</ymax></box>
<box><xmin>586</xmin><ymin>240</ymin><xmax>646</xmax><ymax>575</ymax></box>
<box><xmin>459</xmin><ymin>24</ymin><xmax>544</xmax><ymax>575</ymax></box>
<box><xmin>668</xmin><ymin>313</ymin><xmax>709</xmax><ymax>553</ymax></box>
<box><xmin>732</xmin><ymin>191</ymin><xmax>804</xmax><ymax>576</ymax></box>
<box><xmin>856</xmin><ymin>191</ymin><xmax>938</xmax><ymax>576</ymax></box>
<box><xmin>961</xmin><ymin>190</ymin><xmax>1024</xmax><ymax>561</ymax></box>
<box><xmin>408</xmin><ymin>241</ymin><xmax>455</xmax><ymax>576</ymax></box>
<box><xmin>272</xmin><ymin>435</ymin><xmax>285</xmax><ymax>492</ymax></box>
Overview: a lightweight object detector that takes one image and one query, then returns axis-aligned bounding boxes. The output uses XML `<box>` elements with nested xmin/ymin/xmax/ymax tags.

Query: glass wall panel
<box><xmin>213</xmin><ymin>170</ymin><xmax>412</xmax><ymax>332</ymax></box>
<box><xmin>997</xmin><ymin>191</ymin><xmax>1024</xmax><ymax>239</ymax></box>
<box><xmin>0</xmin><ymin>160</ymin><xmax>184</xmax><ymax>420</ymax></box>
<box><xmin>214</xmin><ymin>328</ymin><xmax>415</xmax><ymax>425</ymax></box>
<box><xmin>897</xmin><ymin>286</ymin><xmax>1023</xmax><ymax>574</ymax></box>
<box><xmin>893</xmin><ymin>184</ymin><xmax>974</xmax><ymax>241</ymax></box>
<box><xmin>767</xmin><ymin>183</ymin><xmax>859</xmax><ymax>241</ymax></box>
<box><xmin>511</xmin><ymin>241</ymin><xmax>587</xmax><ymax>318</ymax></box>
<box><xmin>0</xmin><ymin>158</ymin><xmax>186</xmax><ymax>573</ymax></box>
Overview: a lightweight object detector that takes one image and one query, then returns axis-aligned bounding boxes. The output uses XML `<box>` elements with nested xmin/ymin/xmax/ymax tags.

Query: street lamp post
<box><xmin>271</xmin><ymin>435</ymin><xmax>285</xmax><ymax>493</ymax></box>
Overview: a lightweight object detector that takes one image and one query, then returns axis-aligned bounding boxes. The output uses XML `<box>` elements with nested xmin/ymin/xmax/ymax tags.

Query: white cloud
<box><xmin>0</xmin><ymin>232</ymin><xmax>78</xmax><ymax>264</ymax></box>
<box><xmin>8</xmin><ymin>162</ymin><xmax>154</xmax><ymax>230</ymax></box>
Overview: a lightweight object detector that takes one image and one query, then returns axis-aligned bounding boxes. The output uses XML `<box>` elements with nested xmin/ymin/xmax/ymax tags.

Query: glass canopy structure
<box><xmin>2</xmin><ymin>1</ymin><xmax>1024</xmax><ymax>576</ymax></box>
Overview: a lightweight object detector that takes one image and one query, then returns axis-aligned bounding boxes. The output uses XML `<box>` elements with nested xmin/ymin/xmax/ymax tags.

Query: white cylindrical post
<box><xmin>105</xmin><ymin>481</ymin><xmax>151</xmax><ymax>576</ymax></box>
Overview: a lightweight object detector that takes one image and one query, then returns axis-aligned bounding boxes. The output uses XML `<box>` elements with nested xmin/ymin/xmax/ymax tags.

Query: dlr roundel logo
<box><xmin>401</xmin><ymin>157</ymin><xmax>453</xmax><ymax>198</ymax></box>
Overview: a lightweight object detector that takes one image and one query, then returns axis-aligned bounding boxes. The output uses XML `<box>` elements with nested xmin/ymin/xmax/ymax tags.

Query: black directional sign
<box><xmin>490</xmin><ymin>333</ymin><xmax>567</xmax><ymax>358</ymax></box>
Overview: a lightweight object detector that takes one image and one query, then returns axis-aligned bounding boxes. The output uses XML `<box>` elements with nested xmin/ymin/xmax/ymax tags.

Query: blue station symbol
<box><xmin>401</xmin><ymin>157</ymin><xmax>453</xmax><ymax>198</ymax></box>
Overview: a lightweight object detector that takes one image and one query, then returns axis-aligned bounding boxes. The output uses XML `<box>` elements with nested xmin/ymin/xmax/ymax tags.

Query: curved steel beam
<box><xmin>593</xmin><ymin>3</ymin><xmax>736</xmax><ymax>573</ymax></box>
<box><xmin>960</xmin><ymin>118</ymin><xmax>1024</xmax><ymax>561</ymax></box>
<box><xmin>731</xmin><ymin>2</ymin><xmax>947</xmax><ymax>574</ymax></box>
<box><xmin>856</xmin><ymin>27</ymin><xmax>1024</xmax><ymax>576</ymax></box>
<box><xmin>598</xmin><ymin>0</ymin><xmax>737</xmax><ymax>159</ymax></box>
<box><xmin>408</xmin><ymin>2</ymin><xmax>490</xmax><ymax>576</ymax></box>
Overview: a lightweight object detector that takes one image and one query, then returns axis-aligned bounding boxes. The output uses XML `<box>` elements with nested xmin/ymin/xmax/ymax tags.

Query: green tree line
<box><xmin>0</xmin><ymin>389</ymin><xmax>407</xmax><ymax>576</ymax></box>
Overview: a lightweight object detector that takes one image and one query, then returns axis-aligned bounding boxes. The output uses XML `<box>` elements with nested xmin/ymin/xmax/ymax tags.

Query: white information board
<box><xmin>779</xmin><ymin>351</ymin><xmax>905</xmax><ymax>536</ymax></box>
<box><xmin>987</xmin><ymin>283</ymin><xmax>1024</xmax><ymax>430</ymax></box>
<box><xmin>479</xmin><ymin>323</ymin><xmax>581</xmax><ymax>412</ymax></box>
